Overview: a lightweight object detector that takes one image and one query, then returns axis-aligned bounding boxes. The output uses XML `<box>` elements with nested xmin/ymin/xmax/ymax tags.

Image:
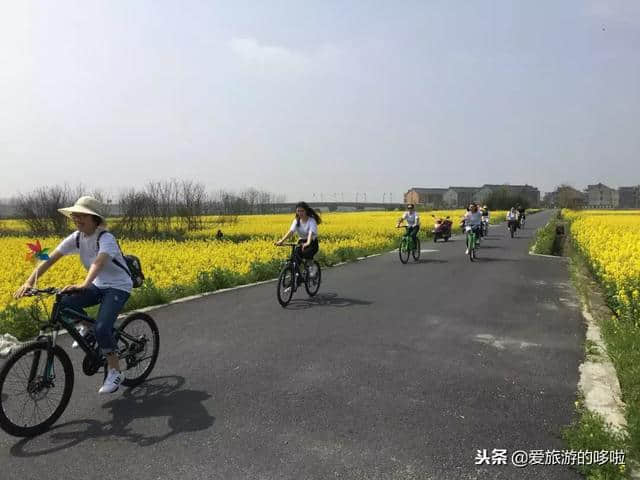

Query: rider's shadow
<box><xmin>10</xmin><ymin>375</ymin><xmax>215</xmax><ymax>457</ymax></box>
<box><xmin>287</xmin><ymin>292</ymin><xmax>372</xmax><ymax>310</ymax></box>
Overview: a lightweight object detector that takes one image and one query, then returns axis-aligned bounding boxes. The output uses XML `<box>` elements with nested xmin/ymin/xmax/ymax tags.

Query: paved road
<box><xmin>0</xmin><ymin>210</ymin><xmax>585</xmax><ymax>480</ymax></box>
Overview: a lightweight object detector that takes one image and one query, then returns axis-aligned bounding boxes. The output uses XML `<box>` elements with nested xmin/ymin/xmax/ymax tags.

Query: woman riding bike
<box><xmin>276</xmin><ymin>201</ymin><xmax>322</xmax><ymax>272</ymax></box>
<box><xmin>396</xmin><ymin>203</ymin><xmax>420</xmax><ymax>246</ymax></box>
<box><xmin>14</xmin><ymin>196</ymin><xmax>132</xmax><ymax>394</ymax></box>
<box><xmin>462</xmin><ymin>203</ymin><xmax>483</xmax><ymax>254</ymax></box>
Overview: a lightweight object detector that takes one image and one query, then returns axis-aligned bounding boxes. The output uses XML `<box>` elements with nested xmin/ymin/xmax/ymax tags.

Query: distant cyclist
<box><xmin>507</xmin><ymin>207</ymin><xmax>518</xmax><ymax>230</ymax></box>
<box><xmin>276</xmin><ymin>201</ymin><xmax>322</xmax><ymax>266</ymax></box>
<box><xmin>481</xmin><ymin>204</ymin><xmax>490</xmax><ymax>234</ymax></box>
<box><xmin>516</xmin><ymin>204</ymin><xmax>526</xmax><ymax>227</ymax></box>
<box><xmin>396</xmin><ymin>203</ymin><xmax>420</xmax><ymax>247</ymax></box>
<box><xmin>462</xmin><ymin>203</ymin><xmax>483</xmax><ymax>254</ymax></box>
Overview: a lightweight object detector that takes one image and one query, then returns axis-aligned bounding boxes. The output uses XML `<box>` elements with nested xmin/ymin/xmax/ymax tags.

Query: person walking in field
<box><xmin>14</xmin><ymin>196</ymin><xmax>132</xmax><ymax>394</ymax></box>
<box><xmin>275</xmin><ymin>202</ymin><xmax>322</xmax><ymax>269</ymax></box>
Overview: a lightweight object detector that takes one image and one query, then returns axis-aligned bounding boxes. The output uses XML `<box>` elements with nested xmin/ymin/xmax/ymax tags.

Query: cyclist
<box><xmin>506</xmin><ymin>207</ymin><xmax>518</xmax><ymax>231</ymax></box>
<box><xmin>13</xmin><ymin>196</ymin><xmax>132</xmax><ymax>394</ymax></box>
<box><xmin>396</xmin><ymin>203</ymin><xmax>420</xmax><ymax>247</ymax></box>
<box><xmin>481</xmin><ymin>204</ymin><xmax>490</xmax><ymax>235</ymax></box>
<box><xmin>516</xmin><ymin>204</ymin><xmax>526</xmax><ymax>227</ymax></box>
<box><xmin>276</xmin><ymin>201</ymin><xmax>322</xmax><ymax>274</ymax></box>
<box><xmin>462</xmin><ymin>202</ymin><xmax>483</xmax><ymax>254</ymax></box>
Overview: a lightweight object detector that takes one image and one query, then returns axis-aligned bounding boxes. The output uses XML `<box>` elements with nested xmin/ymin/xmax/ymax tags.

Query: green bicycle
<box><xmin>397</xmin><ymin>226</ymin><xmax>421</xmax><ymax>264</ymax></box>
<box><xmin>465</xmin><ymin>225</ymin><xmax>479</xmax><ymax>261</ymax></box>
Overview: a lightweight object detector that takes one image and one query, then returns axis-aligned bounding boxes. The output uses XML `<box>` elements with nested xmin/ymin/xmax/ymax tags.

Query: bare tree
<box><xmin>15</xmin><ymin>185</ymin><xmax>74</xmax><ymax>235</ymax></box>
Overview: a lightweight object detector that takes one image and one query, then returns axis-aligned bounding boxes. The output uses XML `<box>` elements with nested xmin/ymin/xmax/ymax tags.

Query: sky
<box><xmin>1</xmin><ymin>0</ymin><xmax>639</xmax><ymax>202</ymax></box>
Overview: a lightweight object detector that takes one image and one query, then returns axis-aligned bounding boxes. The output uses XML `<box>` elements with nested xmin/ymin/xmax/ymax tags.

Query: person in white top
<box><xmin>396</xmin><ymin>204</ymin><xmax>420</xmax><ymax>246</ymax></box>
<box><xmin>276</xmin><ymin>201</ymin><xmax>322</xmax><ymax>264</ymax></box>
<box><xmin>462</xmin><ymin>202</ymin><xmax>483</xmax><ymax>254</ymax></box>
<box><xmin>506</xmin><ymin>207</ymin><xmax>519</xmax><ymax>230</ymax></box>
<box><xmin>14</xmin><ymin>196</ymin><xmax>131</xmax><ymax>395</ymax></box>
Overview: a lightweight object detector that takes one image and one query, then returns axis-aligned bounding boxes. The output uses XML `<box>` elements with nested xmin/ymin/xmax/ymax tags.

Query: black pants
<box><xmin>294</xmin><ymin>239</ymin><xmax>319</xmax><ymax>264</ymax></box>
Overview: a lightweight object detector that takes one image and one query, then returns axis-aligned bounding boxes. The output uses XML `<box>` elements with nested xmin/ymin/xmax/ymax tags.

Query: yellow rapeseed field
<box><xmin>565</xmin><ymin>210</ymin><xmax>640</xmax><ymax>324</ymax></box>
<box><xmin>1</xmin><ymin>209</ymin><xmax>485</xmax><ymax>314</ymax></box>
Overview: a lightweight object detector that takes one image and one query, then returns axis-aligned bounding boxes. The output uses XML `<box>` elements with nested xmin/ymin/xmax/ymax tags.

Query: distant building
<box><xmin>585</xmin><ymin>183</ymin><xmax>619</xmax><ymax>208</ymax></box>
<box><xmin>403</xmin><ymin>188</ymin><xmax>448</xmax><ymax>207</ymax></box>
<box><xmin>618</xmin><ymin>186</ymin><xmax>640</xmax><ymax>209</ymax></box>
<box><xmin>443</xmin><ymin>187</ymin><xmax>479</xmax><ymax>208</ymax></box>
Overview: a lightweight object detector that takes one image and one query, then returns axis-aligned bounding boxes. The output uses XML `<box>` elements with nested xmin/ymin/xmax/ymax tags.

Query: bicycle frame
<box><xmin>30</xmin><ymin>290</ymin><xmax>140</xmax><ymax>381</ymax></box>
<box><xmin>278</xmin><ymin>243</ymin><xmax>305</xmax><ymax>289</ymax></box>
<box><xmin>400</xmin><ymin>226</ymin><xmax>416</xmax><ymax>250</ymax></box>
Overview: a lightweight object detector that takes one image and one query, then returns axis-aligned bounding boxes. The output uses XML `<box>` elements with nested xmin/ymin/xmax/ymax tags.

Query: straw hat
<box><xmin>58</xmin><ymin>196</ymin><xmax>106</xmax><ymax>220</ymax></box>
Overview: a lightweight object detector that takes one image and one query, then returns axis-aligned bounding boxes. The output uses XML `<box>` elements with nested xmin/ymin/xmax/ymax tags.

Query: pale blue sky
<box><xmin>1</xmin><ymin>0</ymin><xmax>639</xmax><ymax>201</ymax></box>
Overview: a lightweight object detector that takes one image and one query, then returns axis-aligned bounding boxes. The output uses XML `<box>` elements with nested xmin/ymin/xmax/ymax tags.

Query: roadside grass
<box><xmin>563</xmin><ymin>398</ymin><xmax>630</xmax><ymax>479</ymax></box>
<box><xmin>565</xmin><ymin>228</ymin><xmax>640</xmax><ymax>478</ymax></box>
<box><xmin>530</xmin><ymin>210</ymin><xmax>562</xmax><ymax>255</ymax></box>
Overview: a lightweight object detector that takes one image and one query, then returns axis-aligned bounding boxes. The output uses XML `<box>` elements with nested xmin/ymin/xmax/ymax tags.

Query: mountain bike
<box><xmin>397</xmin><ymin>226</ymin><xmax>421</xmax><ymax>264</ymax></box>
<box><xmin>0</xmin><ymin>288</ymin><xmax>159</xmax><ymax>437</ymax></box>
<box><xmin>276</xmin><ymin>243</ymin><xmax>321</xmax><ymax>307</ymax></box>
<box><xmin>465</xmin><ymin>225</ymin><xmax>479</xmax><ymax>261</ymax></box>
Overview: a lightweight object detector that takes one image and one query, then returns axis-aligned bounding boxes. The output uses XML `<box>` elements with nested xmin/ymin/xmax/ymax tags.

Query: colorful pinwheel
<box><xmin>25</xmin><ymin>240</ymin><xmax>50</xmax><ymax>262</ymax></box>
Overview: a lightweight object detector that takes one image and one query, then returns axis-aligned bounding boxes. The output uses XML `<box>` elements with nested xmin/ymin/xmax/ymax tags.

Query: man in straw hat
<box><xmin>15</xmin><ymin>196</ymin><xmax>133</xmax><ymax>394</ymax></box>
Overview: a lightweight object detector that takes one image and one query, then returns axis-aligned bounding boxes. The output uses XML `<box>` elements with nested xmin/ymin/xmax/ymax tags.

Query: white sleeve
<box><xmin>98</xmin><ymin>232</ymin><xmax>121</xmax><ymax>259</ymax></box>
<box><xmin>401</xmin><ymin>212</ymin><xmax>408</xmax><ymax>221</ymax></box>
<box><xmin>415</xmin><ymin>213</ymin><xmax>420</xmax><ymax>224</ymax></box>
<box><xmin>309</xmin><ymin>218</ymin><xmax>318</xmax><ymax>236</ymax></box>
<box><xmin>289</xmin><ymin>219</ymin><xmax>297</xmax><ymax>233</ymax></box>
<box><xmin>53</xmin><ymin>232</ymin><xmax>78</xmax><ymax>256</ymax></box>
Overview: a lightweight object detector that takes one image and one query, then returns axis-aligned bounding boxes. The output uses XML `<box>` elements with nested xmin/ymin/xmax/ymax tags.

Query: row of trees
<box><xmin>9</xmin><ymin>181</ymin><xmax>286</xmax><ymax>236</ymax></box>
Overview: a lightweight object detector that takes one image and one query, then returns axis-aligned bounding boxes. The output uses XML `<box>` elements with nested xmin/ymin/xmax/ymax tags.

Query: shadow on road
<box><xmin>474</xmin><ymin>257</ymin><xmax>518</xmax><ymax>262</ymax></box>
<box><xmin>287</xmin><ymin>292</ymin><xmax>372</xmax><ymax>310</ymax></box>
<box><xmin>406</xmin><ymin>259</ymin><xmax>448</xmax><ymax>264</ymax></box>
<box><xmin>10</xmin><ymin>375</ymin><xmax>215</xmax><ymax>457</ymax></box>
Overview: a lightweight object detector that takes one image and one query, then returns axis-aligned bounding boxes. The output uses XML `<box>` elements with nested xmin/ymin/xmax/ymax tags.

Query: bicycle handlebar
<box><xmin>24</xmin><ymin>287</ymin><xmax>60</xmax><ymax>296</ymax></box>
<box><xmin>276</xmin><ymin>243</ymin><xmax>299</xmax><ymax>247</ymax></box>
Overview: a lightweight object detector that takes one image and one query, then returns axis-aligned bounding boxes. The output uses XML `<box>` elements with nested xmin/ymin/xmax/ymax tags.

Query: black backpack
<box><xmin>75</xmin><ymin>231</ymin><xmax>145</xmax><ymax>288</ymax></box>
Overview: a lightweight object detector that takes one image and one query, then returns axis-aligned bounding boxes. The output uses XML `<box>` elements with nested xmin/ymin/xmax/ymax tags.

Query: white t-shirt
<box><xmin>506</xmin><ymin>210</ymin><xmax>518</xmax><ymax>220</ymax></box>
<box><xmin>54</xmin><ymin>228</ymin><xmax>133</xmax><ymax>293</ymax></box>
<box><xmin>464</xmin><ymin>210</ymin><xmax>483</xmax><ymax>227</ymax></box>
<box><xmin>402</xmin><ymin>211</ymin><xmax>420</xmax><ymax>227</ymax></box>
<box><xmin>289</xmin><ymin>217</ymin><xmax>318</xmax><ymax>240</ymax></box>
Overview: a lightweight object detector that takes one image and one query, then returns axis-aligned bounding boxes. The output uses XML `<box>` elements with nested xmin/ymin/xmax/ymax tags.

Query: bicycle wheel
<box><xmin>510</xmin><ymin>224</ymin><xmax>515</xmax><ymax>238</ymax></box>
<box><xmin>304</xmin><ymin>260</ymin><xmax>322</xmax><ymax>297</ymax></box>
<box><xmin>412</xmin><ymin>237</ymin><xmax>421</xmax><ymax>261</ymax></box>
<box><xmin>277</xmin><ymin>263</ymin><xmax>295</xmax><ymax>307</ymax></box>
<box><xmin>398</xmin><ymin>238</ymin><xmax>410</xmax><ymax>264</ymax></box>
<box><xmin>0</xmin><ymin>341</ymin><xmax>74</xmax><ymax>437</ymax></box>
<box><xmin>113</xmin><ymin>312</ymin><xmax>160</xmax><ymax>387</ymax></box>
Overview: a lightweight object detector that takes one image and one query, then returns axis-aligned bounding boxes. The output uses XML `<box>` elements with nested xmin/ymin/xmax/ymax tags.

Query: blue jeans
<box><xmin>60</xmin><ymin>285</ymin><xmax>130</xmax><ymax>354</ymax></box>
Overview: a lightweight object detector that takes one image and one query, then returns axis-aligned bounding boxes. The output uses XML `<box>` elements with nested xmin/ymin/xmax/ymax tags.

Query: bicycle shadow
<box><xmin>287</xmin><ymin>292</ymin><xmax>372</xmax><ymax>310</ymax></box>
<box><xmin>474</xmin><ymin>257</ymin><xmax>518</xmax><ymax>263</ymax></box>
<box><xmin>10</xmin><ymin>375</ymin><xmax>215</xmax><ymax>457</ymax></box>
<box><xmin>406</xmin><ymin>259</ymin><xmax>448</xmax><ymax>264</ymax></box>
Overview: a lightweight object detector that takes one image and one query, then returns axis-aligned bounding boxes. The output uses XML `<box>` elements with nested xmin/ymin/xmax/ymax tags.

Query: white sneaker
<box><xmin>71</xmin><ymin>325</ymin><xmax>88</xmax><ymax>349</ymax></box>
<box><xmin>465</xmin><ymin>248</ymin><xmax>469</xmax><ymax>254</ymax></box>
<box><xmin>99</xmin><ymin>368</ymin><xmax>124</xmax><ymax>394</ymax></box>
